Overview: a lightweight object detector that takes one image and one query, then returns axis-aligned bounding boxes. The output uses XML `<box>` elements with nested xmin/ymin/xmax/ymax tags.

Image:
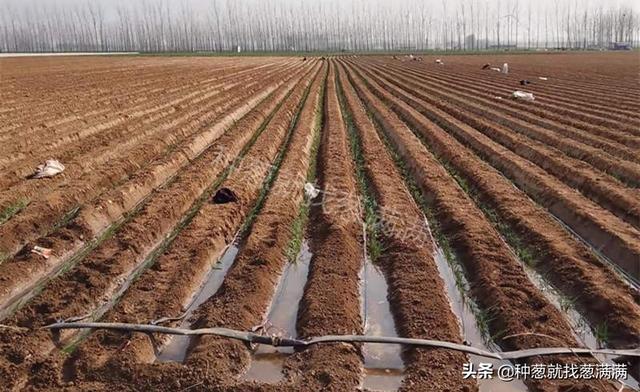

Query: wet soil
<box><xmin>0</xmin><ymin>53</ymin><xmax>637</xmax><ymax>391</ymax></box>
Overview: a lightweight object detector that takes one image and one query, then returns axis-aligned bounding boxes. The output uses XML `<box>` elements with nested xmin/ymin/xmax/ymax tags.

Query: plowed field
<box><xmin>0</xmin><ymin>52</ymin><xmax>638</xmax><ymax>391</ymax></box>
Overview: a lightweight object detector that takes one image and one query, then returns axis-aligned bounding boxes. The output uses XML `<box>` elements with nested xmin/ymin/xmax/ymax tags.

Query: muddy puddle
<box><xmin>432</xmin><ymin>245</ymin><xmax>528</xmax><ymax>391</ymax></box>
<box><xmin>241</xmin><ymin>240</ymin><xmax>312</xmax><ymax>384</ymax></box>
<box><xmin>360</xmin><ymin>255</ymin><xmax>405</xmax><ymax>391</ymax></box>
<box><xmin>156</xmin><ymin>243</ymin><xmax>240</xmax><ymax>362</ymax></box>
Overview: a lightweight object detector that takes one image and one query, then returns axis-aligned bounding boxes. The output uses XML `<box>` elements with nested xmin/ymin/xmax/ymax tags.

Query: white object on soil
<box><xmin>435</xmin><ymin>58</ymin><xmax>443</xmax><ymax>64</ymax></box>
<box><xmin>304</xmin><ymin>183</ymin><xmax>320</xmax><ymax>199</ymax></box>
<box><xmin>32</xmin><ymin>159</ymin><xmax>65</xmax><ymax>179</ymax></box>
<box><xmin>501</xmin><ymin>63</ymin><xmax>509</xmax><ymax>74</ymax></box>
<box><xmin>538</xmin><ymin>76</ymin><xmax>548</xmax><ymax>80</ymax></box>
<box><xmin>512</xmin><ymin>90</ymin><xmax>535</xmax><ymax>101</ymax></box>
<box><xmin>490</xmin><ymin>67</ymin><xmax>501</xmax><ymax>72</ymax></box>
<box><xmin>31</xmin><ymin>246</ymin><xmax>52</xmax><ymax>259</ymax></box>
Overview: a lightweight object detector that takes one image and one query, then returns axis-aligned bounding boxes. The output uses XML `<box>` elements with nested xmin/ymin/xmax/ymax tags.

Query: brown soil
<box><xmin>406</xmin><ymin>63</ymin><xmax>640</xmax><ymax>141</ymax></box>
<box><xmin>183</xmin><ymin>63</ymin><xmax>327</xmax><ymax>383</ymax></box>
<box><xmin>0</xmin><ymin>64</ymin><xmax>313</xmax><ymax>390</ymax></box>
<box><xmin>350</xmin><ymin>60</ymin><xmax>640</xmax><ymax>280</ymax></box>
<box><xmin>345</xmin><ymin>62</ymin><xmax>617</xmax><ymax>391</ymax></box>
<box><xmin>337</xmin><ymin>62</ymin><xmax>476</xmax><ymax>391</ymax></box>
<box><xmin>0</xmin><ymin>64</ymin><xmax>308</xmax><ymax>317</ymax></box>
<box><xmin>0</xmin><ymin>62</ymin><xmax>275</xmax><ymax>190</ymax></box>
<box><xmin>283</xmin><ymin>62</ymin><xmax>364</xmax><ymax>391</ymax></box>
<box><xmin>341</xmin><ymin>59</ymin><xmax>640</xmax><ymax>349</ymax></box>
<box><xmin>0</xmin><ymin>62</ymin><xmax>302</xmax><ymax>259</ymax></box>
<box><xmin>0</xmin><ymin>53</ymin><xmax>637</xmax><ymax>391</ymax></box>
<box><xmin>383</xmin><ymin>58</ymin><xmax>640</xmax><ymax>162</ymax></box>
<box><xmin>361</xmin><ymin>61</ymin><xmax>640</xmax><ymax>227</ymax></box>
<box><xmin>69</xmin><ymin>63</ymin><xmax>321</xmax><ymax>376</ymax></box>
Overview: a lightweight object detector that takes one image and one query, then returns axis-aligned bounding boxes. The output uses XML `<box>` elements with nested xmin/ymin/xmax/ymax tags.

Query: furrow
<box><xmin>344</xmin><ymin>62</ymin><xmax>617</xmax><ymax>392</ymax></box>
<box><xmin>336</xmin><ymin>62</ymin><xmax>475</xmax><ymax>391</ymax></box>
<box><xmin>63</xmin><ymin>64</ymin><xmax>320</xmax><ymax>386</ymax></box>
<box><xmin>350</xmin><ymin>60</ymin><xmax>640</xmax><ymax>281</ymax></box>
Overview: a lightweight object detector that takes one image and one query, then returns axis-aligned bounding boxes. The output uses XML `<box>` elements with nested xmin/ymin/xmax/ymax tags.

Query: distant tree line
<box><xmin>0</xmin><ymin>0</ymin><xmax>638</xmax><ymax>53</ymax></box>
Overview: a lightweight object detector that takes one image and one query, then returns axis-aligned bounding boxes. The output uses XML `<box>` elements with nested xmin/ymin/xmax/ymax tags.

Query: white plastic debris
<box><xmin>512</xmin><ymin>90</ymin><xmax>535</xmax><ymax>101</ymax></box>
<box><xmin>538</xmin><ymin>77</ymin><xmax>548</xmax><ymax>80</ymax></box>
<box><xmin>32</xmin><ymin>159</ymin><xmax>65</xmax><ymax>179</ymax></box>
<box><xmin>304</xmin><ymin>182</ymin><xmax>320</xmax><ymax>199</ymax></box>
<box><xmin>31</xmin><ymin>245</ymin><xmax>52</xmax><ymax>259</ymax></box>
<box><xmin>435</xmin><ymin>58</ymin><xmax>444</xmax><ymax>65</ymax></box>
<box><xmin>501</xmin><ymin>63</ymin><xmax>509</xmax><ymax>74</ymax></box>
<box><xmin>490</xmin><ymin>67</ymin><xmax>502</xmax><ymax>72</ymax></box>
<box><xmin>494</xmin><ymin>96</ymin><xmax>503</xmax><ymax>100</ymax></box>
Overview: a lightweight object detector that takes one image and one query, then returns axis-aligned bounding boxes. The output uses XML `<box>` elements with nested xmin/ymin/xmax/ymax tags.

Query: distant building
<box><xmin>489</xmin><ymin>44</ymin><xmax>517</xmax><ymax>50</ymax></box>
<box><xmin>610</xmin><ymin>42</ymin><xmax>632</xmax><ymax>50</ymax></box>
<box><xmin>477</xmin><ymin>39</ymin><xmax>490</xmax><ymax>49</ymax></box>
<box><xmin>464</xmin><ymin>34</ymin><xmax>476</xmax><ymax>50</ymax></box>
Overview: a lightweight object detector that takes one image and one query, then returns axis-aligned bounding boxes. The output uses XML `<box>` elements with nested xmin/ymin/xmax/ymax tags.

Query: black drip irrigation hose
<box><xmin>40</xmin><ymin>321</ymin><xmax>639</xmax><ymax>361</ymax></box>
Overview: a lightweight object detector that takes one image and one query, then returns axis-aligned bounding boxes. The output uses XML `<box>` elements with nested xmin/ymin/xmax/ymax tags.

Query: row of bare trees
<box><xmin>0</xmin><ymin>0</ymin><xmax>638</xmax><ymax>53</ymax></box>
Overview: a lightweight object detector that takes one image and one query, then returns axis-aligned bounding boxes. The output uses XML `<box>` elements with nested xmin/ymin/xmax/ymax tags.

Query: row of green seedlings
<box><xmin>406</xmin><ymin>102</ymin><xmax>612</xmax><ymax>345</ymax></box>
<box><xmin>334</xmin><ymin>75</ymin><xmax>383</xmax><ymax>263</ymax></box>
<box><xmin>236</xmin><ymin>71</ymin><xmax>318</xmax><ymax>248</ymax></box>
<box><xmin>0</xmin><ymin>201</ymin><xmax>133</xmax><ymax>322</ymax></box>
<box><xmin>358</xmin><ymin>60</ymin><xmax>640</xmax><ymax>289</ymax></box>
<box><xmin>348</xmin><ymin>62</ymin><xmax>614</xmax><ymax>346</ymax></box>
<box><xmin>0</xmin><ymin>198</ymin><xmax>29</xmax><ymax>226</ymax></box>
<box><xmin>439</xmin><ymin>161</ymin><xmax>603</xmax><ymax>342</ymax></box>
<box><xmin>379</xmin><ymin>91</ymin><xmax>610</xmax><ymax>345</ymax></box>
<box><xmin>0</xmin><ymin>173</ymin><xmax>169</xmax><ymax>320</ymax></box>
<box><xmin>0</xmin><ymin>122</ymin><xmax>199</xmax><ymax>265</ymax></box>
<box><xmin>60</xmin><ymin>84</ymin><xmax>306</xmax><ymax>354</ymax></box>
<box><xmin>0</xmin><ymin>82</ymin><xmax>264</xmax><ymax>264</ymax></box>
<box><xmin>285</xmin><ymin>68</ymin><xmax>327</xmax><ymax>263</ymax></box>
<box><xmin>341</xmin><ymin>69</ymin><xmax>497</xmax><ymax>343</ymax></box>
<box><xmin>0</xmin><ymin>198</ymin><xmax>29</xmax><ymax>263</ymax></box>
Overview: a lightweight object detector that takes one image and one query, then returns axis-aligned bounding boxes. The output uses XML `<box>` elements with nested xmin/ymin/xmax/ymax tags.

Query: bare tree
<box><xmin>0</xmin><ymin>0</ymin><xmax>637</xmax><ymax>53</ymax></box>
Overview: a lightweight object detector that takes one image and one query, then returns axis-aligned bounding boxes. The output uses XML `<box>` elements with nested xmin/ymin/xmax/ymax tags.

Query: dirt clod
<box><xmin>212</xmin><ymin>187</ymin><xmax>239</xmax><ymax>204</ymax></box>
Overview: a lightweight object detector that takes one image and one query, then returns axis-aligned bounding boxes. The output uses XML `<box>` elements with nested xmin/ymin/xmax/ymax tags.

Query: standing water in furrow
<box><xmin>431</xmin><ymin>242</ymin><xmax>528</xmax><ymax>392</ymax></box>
<box><xmin>70</xmin><ymin>64</ymin><xmax>322</xmax><ymax>374</ymax></box>
<box><xmin>338</xmin><ymin>63</ymin><xmax>406</xmax><ymax>390</ymax></box>
<box><xmin>151</xmin><ymin>66</ymin><xmax>321</xmax><ymax>364</ymax></box>
<box><xmin>242</xmin><ymin>240</ymin><xmax>313</xmax><ymax>383</ymax></box>
<box><xmin>156</xmin><ymin>242</ymin><xmax>240</xmax><ymax>362</ymax></box>
<box><xmin>175</xmin><ymin>64</ymin><xmax>326</xmax><ymax>384</ymax></box>
<box><xmin>344</xmin><ymin>60</ymin><xmax>620</xmax><ymax>392</ymax></box>
<box><xmin>360</xmin><ymin>254</ymin><xmax>404</xmax><ymax>391</ymax></box>
<box><xmin>336</xmin><ymin>62</ymin><xmax>474</xmax><ymax>391</ymax></box>
<box><xmin>240</xmin><ymin>67</ymin><xmax>327</xmax><ymax>384</ymax></box>
<box><xmin>519</xmin><ymin>264</ymin><xmax>640</xmax><ymax>390</ymax></box>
